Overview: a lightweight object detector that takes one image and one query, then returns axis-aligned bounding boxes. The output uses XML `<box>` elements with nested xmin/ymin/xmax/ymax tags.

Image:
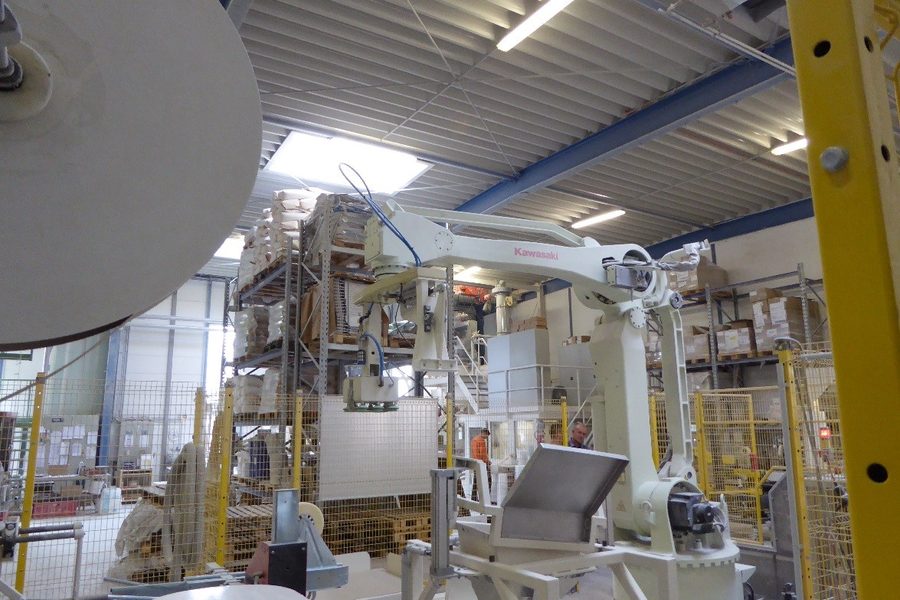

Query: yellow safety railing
<box><xmin>694</xmin><ymin>387</ymin><xmax>784</xmax><ymax>546</ymax></box>
<box><xmin>648</xmin><ymin>391</ymin><xmax>668</xmax><ymax>469</ymax></box>
<box><xmin>780</xmin><ymin>344</ymin><xmax>856</xmax><ymax>600</ymax></box>
<box><xmin>15</xmin><ymin>373</ymin><xmax>46</xmax><ymax>592</ymax></box>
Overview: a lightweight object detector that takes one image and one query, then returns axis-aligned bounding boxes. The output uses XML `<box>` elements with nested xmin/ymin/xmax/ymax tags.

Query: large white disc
<box><xmin>0</xmin><ymin>1</ymin><xmax>261</xmax><ymax>350</ymax></box>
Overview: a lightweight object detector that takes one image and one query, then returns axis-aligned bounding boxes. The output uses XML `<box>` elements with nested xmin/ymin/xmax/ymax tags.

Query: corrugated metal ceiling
<box><xmin>501</xmin><ymin>79</ymin><xmax>809</xmax><ymax>246</ymax></box>
<box><xmin>203</xmin><ymin>0</ymin><xmax>807</xmax><ymax>275</ymax></box>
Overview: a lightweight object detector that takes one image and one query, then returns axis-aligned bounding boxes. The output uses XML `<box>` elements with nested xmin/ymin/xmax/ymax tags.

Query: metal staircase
<box><xmin>453</xmin><ymin>335</ymin><xmax>488</xmax><ymax>412</ymax></box>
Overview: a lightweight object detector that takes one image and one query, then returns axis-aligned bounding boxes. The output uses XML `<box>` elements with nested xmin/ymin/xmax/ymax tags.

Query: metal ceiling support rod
<box><xmin>0</xmin><ymin>0</ymin><xmax>24</xmax><ymax>89</ymax></box>
<box><xmin>659</xmin><ymin>6</ymin><xmax>797</xmax><ymax>77</ymax></box>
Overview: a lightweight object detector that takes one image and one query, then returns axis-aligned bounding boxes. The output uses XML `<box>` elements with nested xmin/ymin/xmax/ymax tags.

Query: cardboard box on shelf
<box><xmin>667</xmin><ymin>256</ymin><xmax>728</xmax><ymax>294</ymax></box>
<box><xmin>685</xmin><ymin>326</ymin><xmax>710</xmax><ymax>362</ymax></box>
<box><xmin>715</xmin><ymin>320</ymin><xmax>756</xmax><ymax>358</ymax></box>
<box><xmin>768</xmin><ymin>296</ymin><xmax>820</xmax><ymax>324</ymax></box>
<box><xmin>749</xmin><ymin>287</ymin><xmax>783</xmax><ymax>302</ymax></box>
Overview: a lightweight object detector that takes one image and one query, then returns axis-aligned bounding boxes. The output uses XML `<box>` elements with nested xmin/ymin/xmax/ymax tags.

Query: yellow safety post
<box><xmin>745</xmin><ymin>391</ymin><xmax>764</xmax><ymax>545</ymax></box>
<box><xmin>648</xmin><ymin>394</ymin><xmax>660</xmax><ymax>469</ymax></box>
<box><xmin>15</xmin><ymin>373</ymin><xmax>46</xmax><ymax>592</ymax></box>
<box><xmin>786</xmin><ymin>0</ymin><xmax>900</xmax><ymax>594</ymax></box>
<box><xmin>193</xmin><ymin>387</ymin><xmax>205</xmax><ymax>445</ymax></box>
<box><xmin>778</xmin><ymin>349</ymin><xmax>814</xmax><ymax>597</ymax></box>
<box><xmin>215</xmin><ymin>387</ymin><xmax>234</xmax><ymax>566</ymax></box>
<box><xmin>446</xmin><ymin>394</ymin><xmax>454</xmax><ymax>468</ymax></box>
<box><xmin>292</xmin><ymin>392</ymin><xmax>303</xmax><ymax>491</ymax></box>
<box><xmin>561</xmin><ymin>403</ymin><xmax>569</xmax><ymax>447</ymax></box>
<box><xmin>693</xmin><ymin>392</ymin><xmax>709</xmax><ymax>494</ymax></box>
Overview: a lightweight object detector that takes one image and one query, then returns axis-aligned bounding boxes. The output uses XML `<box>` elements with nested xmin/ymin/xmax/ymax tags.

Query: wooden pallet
<box><xmin>333</xmin><ymin>239</ymin><xmax>365</xmax><ymax>251</ymax></box>
<box><xmin>686</xmin><ymin>357</ymin><xmax>711</xmax><ymax>365</ymax></box>
<box><xmin>679</xmin><ymin>289</ymin><xmax>733</xmax><ymax>302</ymax></box>
<box><xmin>375</xmin><ymin>510</ymin><xmax>430</xmax><ymax>533</ymax></box>
<box><xmin>330</xmin><ymin>333</ymin><xmax>358</xmax><ymax>345</ymax></box>
<box><xmin>232</xmin><ymin>478</ymin><xmax>279</xmax><ymax>497</ymax></box>
<box><xmin>718</xmin><ymin>352</ymin><xmax>757</xmax><ymax>361</ymax></box>
<box><xmin>389</xmin><ymin>337</ymin><xmax>415</xmax><ymax>348</ymax></box>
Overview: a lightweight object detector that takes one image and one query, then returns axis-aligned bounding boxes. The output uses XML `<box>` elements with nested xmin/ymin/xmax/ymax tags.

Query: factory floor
<box><xmin>317</xmin><ymin>555</ymin><xmax>615</xmax><ymax>600</ymax></box>
<box><xmin>0</xmin><ymin>506</ymin><xmax>617</xmax><ymax>600</ymax></box>
<box><xmin>1</xmin><ymin>504</ymin><xmax>133</xmax><ymax>600</ymax></box>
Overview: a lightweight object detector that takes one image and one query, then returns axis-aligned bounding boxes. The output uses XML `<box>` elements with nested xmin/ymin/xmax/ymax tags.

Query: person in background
<box><xmin>471</xmin><ymin>428</ymin><xmax>491</xmax><ymax>466</ymax></box>
<box><xmin>569</xmin><ymin>421</ymin><xmax>590</xmax><ymax>449</ymax></box>
<box><xmin>470</xmin><ymin>428</ymin><xmax>491</xmax><ymax>501</ymax></box>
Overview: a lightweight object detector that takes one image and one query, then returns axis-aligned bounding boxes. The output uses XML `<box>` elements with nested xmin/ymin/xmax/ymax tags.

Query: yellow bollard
<box><xmin>16</xmin><ymin>373</ymin><xmax>47</xmax><ymax>592</ymax></box>
<box><xmin>193</xmin><ymin>387</ymin><xmax>205</xmax><ymax>445</ymax></box>
<box><xmin>215</xmin><ymin>387</ymin><xmax>234</xmax><ymax>566</ymax></box>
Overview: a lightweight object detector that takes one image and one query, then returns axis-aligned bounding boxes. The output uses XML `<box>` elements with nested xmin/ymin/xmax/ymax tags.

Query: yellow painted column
<box><xmin>561</xmin><ymin>403</ymin><xmax>569</xmax><ymax>447</ymax></box>
<box><xmin>193</xmin><ymin>387</ymin><xmax>205</xmax><ymax>445</ymax></box>
<box><xmin>778</xmin><ymin>350</ymin><xmax>815</xmax><ymax>598</ymax></box>
<box><xmin>215</xmin><ymin>387</ymin><xmax>234</xmax><ymax>566</ymax></box>
<box><xmin>693</xmin><ymin>392</ymin><xmax>709</xmax><ymax>495</ymax></box>
<box><xmin>648</xmin><ymin>394</ymin><xmax>660</xmax><ymax>469</ymax></box>
<box><xmin>786</xmin><ymin>1</ymin><xmax>900</xmax><ymax>593</ymax></box>
<box><xmin>15</xmin><ymin>373</ymin><xmax>47</xmax><ymax>592</ymax></box>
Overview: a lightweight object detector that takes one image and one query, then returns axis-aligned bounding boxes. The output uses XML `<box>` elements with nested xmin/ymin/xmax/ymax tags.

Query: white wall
<box><xmin>122</xmin><ymin>278</ymin><xmax>226</xmax><ymax>387</ymax></box>
<box><xmin>0</xmin><ymin>349</ymin><xmax>46</xmax><ymax>381</ymax></box>
<box><xmin>112</xmin><ymin>277</ymin><xmax>228</xmax><ymax>476</ymax></box>
<box><xmin>711</xmin><ymin>217</ymin><xmax>822</xmax><ymax>282</ymax></box>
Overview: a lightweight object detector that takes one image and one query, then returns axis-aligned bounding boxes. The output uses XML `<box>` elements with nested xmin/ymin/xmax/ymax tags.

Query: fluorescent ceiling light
<box><xmin>265</xmin><ymin>131</ymin><xmax>432</xmax><ymax>195</ymax></box>
<box><xmin>456</xmin><ymin>266</ymin><xmax>482</xmax><ymax>281</ymax></box>
<box><xmin>771</xmin><ymin>137</ymin><xmax>808</xmax><ymax>156</ymax></box>
<box><xmin>572</xmin><ymin>209</ymin><xmax>626</xmax><ymax>230</ymax></box>
<box><xmin>214</xmin><ymin>236</ymin><xmax>244</xmax><ymax>260</ymax></box>
<box><xmin>497</xmin><ymin>0</ymin><xmax>575</xmax><ymax>52</ymax></box>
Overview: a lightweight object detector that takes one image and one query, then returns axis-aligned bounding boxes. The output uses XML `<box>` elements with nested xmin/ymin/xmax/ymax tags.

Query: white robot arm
<box><xmin>354</xmin><ymin>202</ymin><xmax>750</xmax><ymax>599</ymax></box>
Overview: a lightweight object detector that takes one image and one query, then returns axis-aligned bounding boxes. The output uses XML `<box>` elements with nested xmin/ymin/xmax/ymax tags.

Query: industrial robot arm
<box><xmin>364</xmin><ymin>202</ymin><xmax>698</xmax><ymax>480</ymax></box>
<box><xmin>354</xmin><ymin>202</ymin><xmax>750</xmax><ymax>598</ymax></box>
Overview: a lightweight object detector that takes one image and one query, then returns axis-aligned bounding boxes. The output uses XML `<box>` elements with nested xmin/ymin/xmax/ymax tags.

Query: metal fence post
<box><xmin>776</xmin><ymin>350</ymin><xmax>807</xmax><ymax>600</ymax></box>
<box><xmin>15</xmin><ymin>372</ymin><xmax>47</xmax><ymax>592</ymax></box>
<box><xmin>215</xmin><ymin>387</ymin><xmax>234</xmax><ymax>566</ymax></box>
<box><xmin>293</xmin><ymin>392</ymin><xmax>303</xmax><ymax>491</ymax></box>
<box><xmin>778</xmin><ymin>348</ymin><xmax>814</xmax><ymax>599</ymax></box>
<box><xmin>446</xmin><ymin>392</ymin><xmax>454</xmax><ymax>469</ymax></box>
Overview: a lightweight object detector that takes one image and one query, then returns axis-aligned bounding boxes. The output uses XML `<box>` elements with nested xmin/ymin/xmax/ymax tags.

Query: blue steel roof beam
<box><xmin>454</xmin><ymin>36</ymin><xmax>794</xmax><ymax>215</ymax></box>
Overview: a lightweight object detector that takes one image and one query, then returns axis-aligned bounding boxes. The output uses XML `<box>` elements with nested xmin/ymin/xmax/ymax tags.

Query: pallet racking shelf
<box><xmin>648</xmin><ymin>261</ymin><xmax>827</xmax><ymax>389</ymax></box>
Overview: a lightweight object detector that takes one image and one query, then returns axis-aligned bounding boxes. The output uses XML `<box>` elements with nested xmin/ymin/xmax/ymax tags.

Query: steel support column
<box><xmin>786</xmin><ymin>0</ymin><xmax>900</xmax><ymax>595</ymax></box>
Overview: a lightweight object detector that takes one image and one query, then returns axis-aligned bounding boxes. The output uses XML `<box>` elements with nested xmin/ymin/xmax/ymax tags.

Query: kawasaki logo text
<box><xmin>514</xmin><ymin>247</ymin><xmax>558</xmax><ymax>260</ymax></box>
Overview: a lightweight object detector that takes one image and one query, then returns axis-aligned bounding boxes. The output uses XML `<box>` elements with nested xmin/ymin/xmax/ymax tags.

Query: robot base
<box><xmin>613</xmin><ymin>540</ymin><xmax>750</xmax><ymax>600</ymax></box>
